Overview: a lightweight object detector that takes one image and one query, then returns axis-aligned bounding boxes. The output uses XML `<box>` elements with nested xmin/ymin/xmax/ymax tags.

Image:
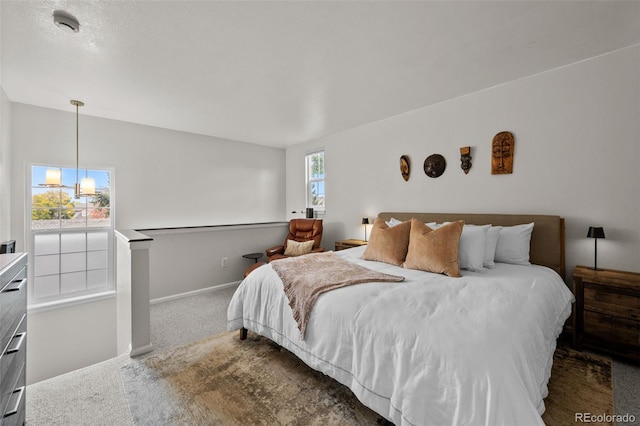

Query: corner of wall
<box><xmin>0</xmin><ymin>89</ymin><xmax>12</xmax><ymax>242</ymax></box>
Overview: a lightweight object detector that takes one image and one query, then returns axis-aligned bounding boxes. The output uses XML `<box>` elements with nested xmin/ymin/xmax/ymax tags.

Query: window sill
<box><xmin>28</xmin><ymin>290</ymin><xmax>117</xmax><ymax>314</ymax></box>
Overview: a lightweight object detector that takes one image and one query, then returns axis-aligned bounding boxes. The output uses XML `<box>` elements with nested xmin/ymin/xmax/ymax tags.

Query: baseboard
<box><xmin>150</xmin><ymin>281</ymin><xmax>241</xmax><ymax>305</ymax></box>
<box><xmin>130</xmin><ymin>343</ymin><xmax>154</xmax><ymax>357</ymax></box>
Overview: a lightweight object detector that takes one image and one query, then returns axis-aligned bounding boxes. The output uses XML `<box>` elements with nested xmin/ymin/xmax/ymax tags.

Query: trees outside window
<box><xmin>305</xmin><ymin>150</ymin><xmax>325</xmax><ymax>211</ymax></box>
<box><xmin>28</xmin><ymin>165</ymin><xmax>114</xmax><ymax>306</ymax></box>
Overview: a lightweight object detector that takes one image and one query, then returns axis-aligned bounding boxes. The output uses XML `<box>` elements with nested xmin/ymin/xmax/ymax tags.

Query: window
<box><xmin>28</xmin><ymin>165</ymin><xmax>114</xmax><ymax>306</ymax></box>
<box><xmin>305</xmin><ymin>150</ymin><xmax>325</xmax><ymax>211</ymax></box>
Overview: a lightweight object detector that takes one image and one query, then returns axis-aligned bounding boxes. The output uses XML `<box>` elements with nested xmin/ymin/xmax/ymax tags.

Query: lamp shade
<box><xmin>80</xmin><ymin>177</ymin><xmax>96</xmax><ymax>196</ymax></box>
<box><xmin>361</xmin><ymin>217</ymin><xmax>369</xmax><ymax>225</ymax></box>
<box><xmin>45</xmin><ymin>169</ymin><xmax>61</xmax><ymax>186</ymax></box>
<box><xmin>587</xmin><ymin>227</ymin><xmax>605</xmax><ymax>239</ymax></box>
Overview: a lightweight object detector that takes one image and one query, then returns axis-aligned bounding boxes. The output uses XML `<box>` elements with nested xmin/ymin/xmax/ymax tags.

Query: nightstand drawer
<box><xmin>584</xmin><ymin>283</ymin><xmax>640</xmax><ymax>320</ymax></box>
<box><xmin>584</xmin><ymin>310</ymin><xmax>640</xmax><ymax>347</ymax></box>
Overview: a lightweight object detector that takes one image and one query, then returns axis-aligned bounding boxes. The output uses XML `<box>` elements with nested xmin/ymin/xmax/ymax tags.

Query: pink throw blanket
<box><xmin>270</xmin><ymin>251</ymin><xmax>404</xmax><ymax>338</ymax></box>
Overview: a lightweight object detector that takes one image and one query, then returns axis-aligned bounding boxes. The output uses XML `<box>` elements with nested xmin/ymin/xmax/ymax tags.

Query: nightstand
<box><xmin>334</xmin><ymin>239</ymin><xmax>367</xmax><ymax>251</ymax></box>
<box><xmin>572</xmin><ymin>265</ymin><xmax>640</xmax><ymax>362</ymax></box>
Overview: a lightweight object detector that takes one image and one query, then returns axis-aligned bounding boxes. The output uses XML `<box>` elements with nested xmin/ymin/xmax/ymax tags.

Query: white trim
<box><xmin>129</xmin><ymin>343</ymin><xmax>153</xmax><ymax>357</ymax></box>
<box><xmin>28</xmin><ymin>290</ymin><xmax>116</xmax><ymax>314</ymax></box>
<box><xmin>139</xmin><ymin>222</ymin><xmax>288</xmax><ymax>237</ymax></box>
<box><xmin>150</xmin><ymin>281</ymin><xmax>241</xmax><ymax>305</ymax></box>
<box><xmin>304</xmin><ymin>147</ymin><xmax>324</xmax><ymax>156</ymax></box>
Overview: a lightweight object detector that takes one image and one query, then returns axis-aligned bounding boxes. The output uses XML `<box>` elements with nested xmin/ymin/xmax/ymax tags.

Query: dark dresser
<box><xmin>1</xmin><ymin>253</ymin><xmax>27</xmax><ymax>425</ymax></box>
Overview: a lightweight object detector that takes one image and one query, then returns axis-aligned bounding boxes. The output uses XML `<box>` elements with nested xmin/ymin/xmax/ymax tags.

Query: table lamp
<box><xmin>362</xmin><ymin>218</ymin><xmax>370</xmax><ymax>242</ymax></box>
<box><xmin>587</xmin><ymin>226</ymin><xmax>605</xmax><ymax>270</ymax></box>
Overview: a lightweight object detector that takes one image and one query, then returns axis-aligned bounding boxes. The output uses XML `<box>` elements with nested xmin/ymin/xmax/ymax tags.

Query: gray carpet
<box><xmin>26</xmin><ymin>285</ymin><xmax>237</xmax><ymax>426</ymax></box>
<box><xmin>27</xmin><ymin>284</ymin><xmax>640</xmax><ymax>425</ymax></box>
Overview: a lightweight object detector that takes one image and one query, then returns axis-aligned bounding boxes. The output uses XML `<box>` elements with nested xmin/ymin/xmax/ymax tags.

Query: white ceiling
<box><xmin>2</xmin><ymin>1</ymin><xmax>639</xmax><ymax>148</ymax></box>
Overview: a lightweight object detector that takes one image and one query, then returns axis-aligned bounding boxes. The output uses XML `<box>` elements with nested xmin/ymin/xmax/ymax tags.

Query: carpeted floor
<box><xmin>121</xmin><ymin>331</ymin><xmax>391</xmax><ymax>425</ymax></box>
<box><xmin>120</xmin><ymin>330</ymin><xmax>615</xmax><ymax>426</ymax></box>
<box><xmin>26</xmin><ymin>284</ymin><xmax>640</xmax><ymax>425</ymax></box>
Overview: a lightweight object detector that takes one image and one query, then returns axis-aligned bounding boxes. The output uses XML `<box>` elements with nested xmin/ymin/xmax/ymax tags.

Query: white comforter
<box><xmin>227</xmin><ymin>246</ymin><xmax>574</xmax><ymax>426</ymax></box>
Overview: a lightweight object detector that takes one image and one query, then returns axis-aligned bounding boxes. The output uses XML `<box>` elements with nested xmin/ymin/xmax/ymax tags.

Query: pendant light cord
<box><xmin>75</xmin><ymin>101</ymin><xmax>79</xmax><ymax>186</ymax></box>
<box><xmin>70</xmin><ymin>100</ymin><xmax>84</xmax><ymax>196</ymax></box>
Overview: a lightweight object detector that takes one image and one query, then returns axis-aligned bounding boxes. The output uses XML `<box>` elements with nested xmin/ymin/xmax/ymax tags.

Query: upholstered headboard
<box><xmin>377</xmin><ymin>212</ymin><xmax>566</xmax><ymax>279</ymax></box>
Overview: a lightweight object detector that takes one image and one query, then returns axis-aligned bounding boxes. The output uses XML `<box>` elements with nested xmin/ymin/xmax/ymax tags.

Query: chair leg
<box><xmin>239</xmin><ymin>327</ymin><xmax>248</xmax><ymax>340</ymax></box>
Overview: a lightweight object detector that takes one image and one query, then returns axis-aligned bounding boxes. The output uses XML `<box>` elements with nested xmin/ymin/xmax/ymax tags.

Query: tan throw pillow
<box><xmin>284</xmin><ymin>239</ymin><xmax>315</xmax><ymax>257</ymax></box>
<box><xmin>403</xmin><ymin>219</ymin><xmax>463</xmax><ymax>277</ymax></box>
<box><xmin>361</xmin><ymin>218</ymin><xmax>411</xmax><ymax>266</ymax></box>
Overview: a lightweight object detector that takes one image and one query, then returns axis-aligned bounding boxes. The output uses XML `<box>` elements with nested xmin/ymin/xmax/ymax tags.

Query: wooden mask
<box><xmin>424</xmin><ymin>154</ymin><xmax>446</xmax><ymax>178</ymax></box>
<box><xmin>400</xmin><ymin>155</ymin><xmax>410</xmax><ymax>181</ymax></box>
<box><xmin>491</xmin><ymin>131</ymin><xmax>514</xmax><ymax>174</ymax></box>
<box><xmin>460</xmin><ymin>146</ymin><xmax>472</xmax><ymax>174</ymax></box>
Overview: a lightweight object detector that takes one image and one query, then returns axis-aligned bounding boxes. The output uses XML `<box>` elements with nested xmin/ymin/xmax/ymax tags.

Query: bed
<box><xmin>227</xmin><ymin>212</ymin><xmax>574</xmax><ymax>425</ymax></box>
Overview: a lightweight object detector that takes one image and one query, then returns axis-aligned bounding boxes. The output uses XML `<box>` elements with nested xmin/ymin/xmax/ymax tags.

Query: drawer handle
<box><xmin>3</xmin><ymin>386</ymin><xmax>25</xmax><ymax>418</ymax></box>
<box><xmin>6</xmin><ymin>332</ymin><xmax>26</xmax><ymax>354</ymax></box>
<box><xmin>3</xmin><ymin>278</ymin><xmax>26</xmax><ymax>292</ymax></box>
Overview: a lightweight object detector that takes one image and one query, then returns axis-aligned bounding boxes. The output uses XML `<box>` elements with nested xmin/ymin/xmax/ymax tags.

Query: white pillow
<box><xmin>483</xmin><ymin>226</ymin><xmax>502</xmax><ymax>268</ymax></box>
<box><xmin>494</xmin><ymin>223</ymin><xmax>534</xmax><ymax>265</ymax></box>
<box><xmin>441</xmin><ymin>222</ymin><xmax>489</xmax><ymax>271</ymax></box>
<box><xmin>385</xmin><ymin>217</ymin><xmax>403</xmax><ymax>227</ymax></box>
<box><xmin>458</xmin><ymin>224</ymin><xmax>490</xmax><ymax>271</ymax></box>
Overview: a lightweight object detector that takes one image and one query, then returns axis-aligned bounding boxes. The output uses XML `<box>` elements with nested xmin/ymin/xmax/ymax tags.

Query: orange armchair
<box><xmin>266</xmin><ymin>218</ymin><xmax>324</xmax><ymax>262</ymax></box>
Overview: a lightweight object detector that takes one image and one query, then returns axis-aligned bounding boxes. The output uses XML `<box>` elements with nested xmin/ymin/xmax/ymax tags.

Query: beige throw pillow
<box><xmin>284</xmin><ymin>239</ymin><xmax>315</xmax><ymax>257</ymax></box>
<box><xmin>403</xmin><ymin>219</ymin><xmax>463</xmax><ymax>277</ymax></box>
<box><xmin>361</xmin><ymin>218</ymin><xmax>411</xmax><ymax>266</ymax></box>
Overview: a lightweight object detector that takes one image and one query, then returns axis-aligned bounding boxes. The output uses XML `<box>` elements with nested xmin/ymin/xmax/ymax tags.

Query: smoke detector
<box><xmin>53</xmin><ymin>10</ymin><xmax>80</xmax><ymax>33</ymax></box>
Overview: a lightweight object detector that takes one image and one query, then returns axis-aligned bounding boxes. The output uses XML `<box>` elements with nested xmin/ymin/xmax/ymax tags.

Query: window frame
<box><xmin>305</xmin><ymin>149</ymin><xmax>325</xmax><ymax>212</ymax></box>
<box><xmin>27</xmin><ymin>163</ymin><xmax>115</xmax><ymax>309</ymax></box>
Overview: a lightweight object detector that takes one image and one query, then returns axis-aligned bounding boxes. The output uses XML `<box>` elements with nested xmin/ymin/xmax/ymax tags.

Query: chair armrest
<box><xmin>311</xmin><ymin>247</ymin><xmax>325</xmax><ymax>253</ymax></box>
<box><xmin>266</xmin><ymin>245</ymin><xmax>285</xmax><ymax>257</ymax></box>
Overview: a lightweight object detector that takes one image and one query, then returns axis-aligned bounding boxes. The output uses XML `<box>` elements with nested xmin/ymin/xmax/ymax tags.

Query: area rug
<box><xmin>121</xmin><ymin>332</ymin><xmax>614</xmax><ymax>425</ymax></box>
<box><xmin>542</xmin><ymin>343</ymin><xmax>614</xmax><ymax>426</ymax></box>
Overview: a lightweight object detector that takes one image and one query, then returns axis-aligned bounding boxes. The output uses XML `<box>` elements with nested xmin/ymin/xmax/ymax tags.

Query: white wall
<box><xmin>0</xmin><ymin>89</ymin><xmax>10</xmax><ymax>242</ymax></box>
<box><xmin>27</xmin><ymin>296</ymin><xmax>117</xmax><ymax>384</ymax></box>
<box><xmin>144</xmin><ymin>223</ymin><xmax>288</xmax><ymax>301</ymax></box>
<box><xmin>9</xmin><ymin>104</ymin><xmax>287</xmax><ymax>383</ymax></box>
<box><xmin>10</xmin><ymin>103</ymin><xmax>286</xmax><ymax>240</ymax></box>
<box><xmin>0</xmin><ymin>7</ymin><xmax>9</xmax><ymax>243</ymax></box>
<box><xmin>287</xmin><ymin>45</ymin><xmax>640</xmax><ymax>279</ymax></box>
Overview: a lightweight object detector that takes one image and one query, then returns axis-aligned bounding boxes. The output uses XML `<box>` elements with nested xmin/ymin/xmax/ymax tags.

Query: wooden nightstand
<box><xmin>334</xmin><ymin>239</ymin><xmax>367</xmax><ymax>251</ymax></box>
<box><xmin>572</xmin><ymin>265</ymin><xmax>640</xmax><ymax>362</ymax></box>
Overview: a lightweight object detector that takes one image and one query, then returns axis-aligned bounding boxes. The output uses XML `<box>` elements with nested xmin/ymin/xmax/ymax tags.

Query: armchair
<box><xmin>266</xmin><ymin>218</ymin><xmax>324</xmax><ymax>262</ymax></box>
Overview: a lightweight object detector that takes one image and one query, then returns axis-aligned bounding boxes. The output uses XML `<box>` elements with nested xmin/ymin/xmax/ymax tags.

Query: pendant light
<box><xmin>71</xmin><ymin>100</ymin><xmax>96</xmax><ymax>198</ymax></box>
<box><xmin>39</xmin><ymin>11</ymin><xmax>81</xmax><ymax>190</ymax></box>
<box><xmin>40</xmin><ymin>168</ymin><xmax>62</xmax><ymax>187</ymax></box>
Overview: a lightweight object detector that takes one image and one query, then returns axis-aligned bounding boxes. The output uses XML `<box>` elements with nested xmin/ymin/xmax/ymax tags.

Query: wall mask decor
<box><xmin>491</xmin><ymin>131</ymin><xmax>514</xmax><ymax>174</ymax></box>
<box><xmin>424</xmin><ymin>154</ymin><xmax>446</xmax><ymax>178</ymax></box>
<box><xmin>399</xmin><ymin>155</ymin><xmax>411</xmax><ymax>181</ymax></box>
<box><xmin>460</xmin><ymin>146</ymin><xmax>472</xmax><ymax>174</ymax></box>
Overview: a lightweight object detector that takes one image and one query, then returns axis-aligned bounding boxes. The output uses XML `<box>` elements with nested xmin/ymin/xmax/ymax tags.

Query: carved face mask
<box><xmin>424</xmin><ymin>154</ymin><xmax>446</xmax><ymax>178</ymax></box>
<box><xmin>400</xmin><ymin>155</ymin><xmax>410</xmax><ymax>181</ymax></box>
<box><xmin>460</xmin><ymin>146</ymin><xmax>472</xmax><ymax>174</ymax></box>
<box><xmin>491</xmin><ymin>131</ymin><xmax>514</xmax><ymax>174</ymax></box>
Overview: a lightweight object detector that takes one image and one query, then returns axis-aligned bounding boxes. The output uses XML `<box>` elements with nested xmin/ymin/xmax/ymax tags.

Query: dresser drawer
<box><xmin>584</xmin><ymin>310</ymin><xmax>640</xmax><ymax>348</ymax></box>
<box><xmin>0</xmin><ymin>265</ymin><xmax>27</xmax><ymax>354</ymax></box>
<box><xmin>1</xmin><ymin>363</ymin><xmax>25</xmax><ymax>426</ymax></box>
<box><xmin>0</xmin><ymin>314</ymin><xmax>26</xmax><ymax>420</ymax></box>
<box><xmin>584</xmin><ymin>282</ymin><xmax>640</xmax><ymax>320</ymax></box>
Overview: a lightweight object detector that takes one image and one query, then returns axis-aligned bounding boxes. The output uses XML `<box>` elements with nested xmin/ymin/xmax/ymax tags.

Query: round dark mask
<box><xmin>424</xmin><ymin>154</ymin><xmax>446</xmax><ymax>178</ymax></box>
